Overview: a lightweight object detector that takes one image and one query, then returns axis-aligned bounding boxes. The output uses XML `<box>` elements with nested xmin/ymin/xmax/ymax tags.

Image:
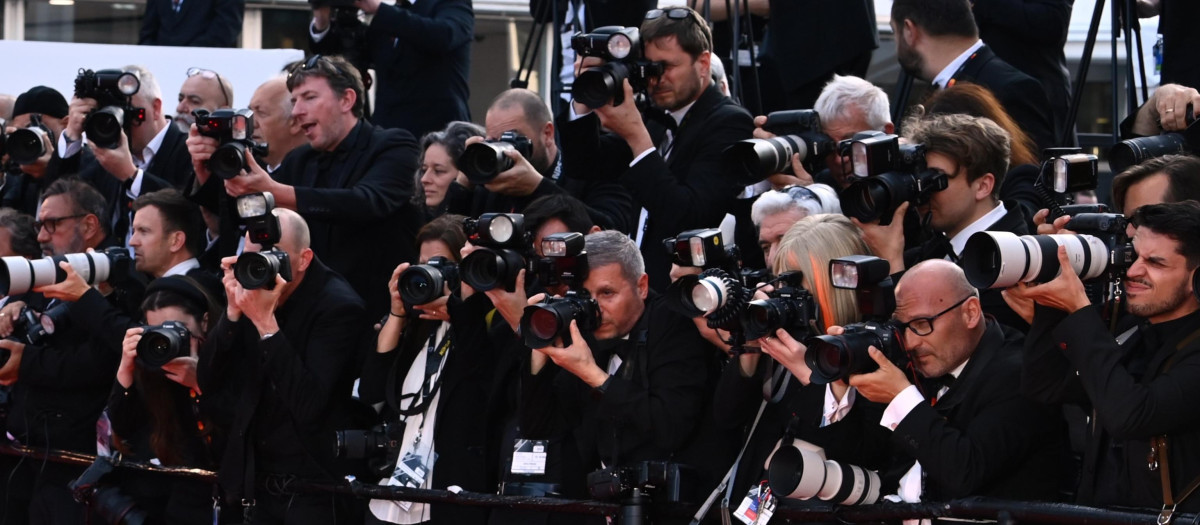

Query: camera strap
<box><xmin>1150</xmin><ymin>326</ymin><xmax>1200</xmax><ymax>524</ymax></box>
<box><xmin>391</xmin><ymin>326</ymin><xmax>451</xmax><ymax>418</ymax></box>
<box><xmin>690</xmin><ymin>398</ymin><xmax>769</xmax><ymax>525</ymax></box>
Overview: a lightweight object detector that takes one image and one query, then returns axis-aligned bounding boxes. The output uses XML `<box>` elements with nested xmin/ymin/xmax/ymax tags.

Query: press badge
<box><xmin>390</xmin><ymin>451</ymin><xmax>436</xmax><ymax>511</ymax></box>
<box><xmin>734</xmin><ymin>485</ymin><xmax>776</xmax><ymax>525</ymax></box>
<box><xmin>511</xmin><ymin>439</ymin><xmax>548</xmax><ymax>475</ymax></box>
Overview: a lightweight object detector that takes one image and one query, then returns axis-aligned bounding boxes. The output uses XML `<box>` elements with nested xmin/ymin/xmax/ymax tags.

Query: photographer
<box><xmin>173</xmin><ymin>67</ymin><xmax>234</xmax><ymax>131</ymax></box>
<box><xmin>416</xmin><ymin>121</ymin><xmax>484</xmax><ymax>221</ymax></box>
<box><xmin>0</xmin><ymin>179</ymin><xmax>123</xmax><ymax>524</ymax></box>
<box><xmin>188</xmin><ymin>54</ymin><xmax>423</xmax><ymax>318</ymax></box>
<box><xmin>1</xmin><ymin>86</ymin><xmax>78</xmax><ymax>216</ymax></box>
<box><xmin>842</xmin><ymin>259</ymin><xmax>1065</xmax><ymax>503</ymax></box>
<box><xmin>519</xmin><ymin>231</ymin><xmax>710</xmax><ymax>501</ymax></box>
<box><xmin>559</xmin><ymin>6</ymin><xmax>754</xmax><ymax>290</ymax></box>
<box><xmin>198</xmin><ymin>207</ymin><xmax>368</xmax><ymax>521</ymax></box>
<box><xmin>749</xmin><ymin>186</ymin><xmax>840</xmax><ymax>265</ymax></box>
<box><xmin>713</xmin><ymin>215</ymin><xmax>891</xmax><ymax>517</ymax></box>
<box><xmin>856</xmin><ymin>113</ymin><xmax>1030</xmax><ymax>330</ymax></box>
<box><xmin>310</xmin><ymin>0</ymin><xmax>472</xmax><ymax>139</ymax></box>
<box><xmin>1112</xmin><ymin>155</ymin><xmax>1200</xmax><ymax>216</ymax></box>
<box><xmin>106</xmin><ymin>275</ymin><xmax>227</xmax><ymax>524</ymax></box>
<box><xmin>60</xmin><ymin>65</ymin><xmax>191</xmax><ymax>241</ymax></box>
<box><xmin>1009</xmin><ymin>201</ymin><xmax>1200</xmax><ymax>512</ymax></box>
<box><xmin>359</xmin><ymin>214</ymin><xmax>494</xmax><ymax>524</ymax></box>
<box><xmin>447</xmin><ymin>88</ymin><xmax>634</xmax><ymax>233</ymax></box>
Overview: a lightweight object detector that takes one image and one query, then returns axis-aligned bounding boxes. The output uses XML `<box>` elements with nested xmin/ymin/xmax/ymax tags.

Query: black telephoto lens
<box><xmin>841</xmin><ymin>175</ymin><xmax>903</xmax><ymax>224</ymax></box>
<box><xmin>235</xmin><ymin>252</ymin><xmax>280</xmax><ymax>290</ymax></box>
<box><xmin>574</xmin><ymin>62</ymin><xmax>631</xmax><ymax>109</ymax></box>
<box><xmin>398</xmin><ymin>266</ymin><xmax>446</xmax><ymax>305</ymax></box>
<box><xmin>461</xmin><ymin>142</ymin><xmax>515</xmax><ymax>184</ymax></box>
<box><xmin>85</xmin><ymin>107</ymin><xmax>126</xmax><ymax>149</ymax></box>
<box><xmin>1108</xmin><ymin>134</ymin><xmax>1189</xmax><ymax>175</ymax></box>
<box><xmin>209</xmin><ymin>142</ymin><xmax>249</xmax><ymax>179</ymax></box>
<box><xmin>461</xmin><ymin>248</ymin><xmax>525</xmax><ymax>292</ymax></box>
<box><xmin>6</xmin><ymin>128</ymin><xmax>48</xmax><ymax>164</ymax></box>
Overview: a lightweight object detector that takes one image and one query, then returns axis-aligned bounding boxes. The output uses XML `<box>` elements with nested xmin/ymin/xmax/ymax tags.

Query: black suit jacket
<box><xmin>1024</xmin><ymin>305</ymin><xmax>1200</xmax><ymax>511</ymax></box>
<box><xmin>198</xmin><ymin>258</ymin><xmax>368</xmax><ymax>502</ymax></box>
<box><xmin>558</xmin><ymin>85</ymin><xmax>754</xmax><ymax>290</ymax></box>
<box><xmin>759</xmin><ymin>0</ymin><xmax>877</xmax><ymax>90</ymax></box>
<box><xmin>974</xmin><ymin>0</ymin><xmax>1073</xmax><ymax>140</ymax></box>
<box><xmin>950</xmin><ymin>45</ymin><xmax>1058</xmax><ymax>155</ymax></box>
<box><xmin>888</xmin><ymin>320</ymin><xmax>1066</xmax><ymax>501</ymax></box>
<box><xmin>358</xmin><ymin>0</ymin><xmax>472</xmax><ymax>138</ymax></box>
<box><xmin>272</xmin><ymin>120</ymin><xmax>423</xmax><ymax>317</ymax></box>
<box><xmin>138</xmin><ymin>0</ymin><xmax>244</xmax><ymax>47</ymax></box>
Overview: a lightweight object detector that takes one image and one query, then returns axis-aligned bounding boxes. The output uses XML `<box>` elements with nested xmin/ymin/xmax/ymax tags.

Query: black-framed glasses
<box><xmin>35</xmin><ymin>214</ymin><xmax>86</xmax><ymax>234</ymax></box>
<box><xmin>645</xmin><ymin>8</ymin><xmax>693</xmax><ymax>21</ymax></box>
<box><xmin>287</xmin><ymin>54</ymin><xmax>347</xmax><ymax>84</ymax></box>
<box><xmin>187</xmin><ymin>67</ymin><xmax>232</xmax><ymax>108</ymax></box>
<box><xmin>894</xmin><ymin>295</ymin><xmax>973</xmax><ymax>336</ymax></box>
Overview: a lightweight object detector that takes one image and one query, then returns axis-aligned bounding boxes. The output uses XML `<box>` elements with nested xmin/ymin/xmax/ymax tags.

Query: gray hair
<box><xmin>814</xmin><ymin>75</ymin><xmax>891</xmax><ymax>132</ymax></box>
<box><xmin>750</xmin><ymin>184</ymin><xmax>842</xmax><ymax>226</ymax></box>
<box><xmin>123</xmin><ymin>64</ymin><xmax>162</xmax><ymax>107</ymax></box>
<box><xmin>584</xmin><ymin>230</ymin><xmax>644</xmax><ymax>284</ymax></box>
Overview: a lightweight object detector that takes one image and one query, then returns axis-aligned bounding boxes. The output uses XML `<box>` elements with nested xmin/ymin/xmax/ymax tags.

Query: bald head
<box><xmin>899</xmin><ymin>259</ymin><xmax>977</xmax><ymax>300</ymax></box>
<box><xmin>273</xmin><ymin>207</ymin><xmax>310</xmax><ymax>252</ymax></box>
<box><xmin>894</xmin><ymin>259</ymin><xmax>984</xmax><ymax>378</ymax></box>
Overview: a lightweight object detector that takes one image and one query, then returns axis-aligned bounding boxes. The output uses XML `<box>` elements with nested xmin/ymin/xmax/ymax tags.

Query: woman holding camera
<box><xmin>360</xmin><ymin>214</ymin><xmax>498</xmax><ymax>525</ymax></box>
<box><xmin>713</xmin><ymin>214</ymin><xmax>892</xmax><ymax>513</ymax></box>
<box><xmin>414</xmin><ymin>122</ymin><xmax>486</xmax><ymax>222</ymax></box>
<box><xmin>105</xmin><ymin>275</ymin><xmax>227</xmax><ymax>524</ymax></box>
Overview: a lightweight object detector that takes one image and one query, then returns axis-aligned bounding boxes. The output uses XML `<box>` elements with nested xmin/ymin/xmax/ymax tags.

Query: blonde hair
<box><xmin>772</xmin><ymin>214</ymin><xmax>869</xmax><ymax>332</ymax></box>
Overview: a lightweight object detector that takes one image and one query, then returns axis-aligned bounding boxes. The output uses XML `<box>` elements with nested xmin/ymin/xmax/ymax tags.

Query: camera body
<box><xmin>136</xmin><ymin>321</ymin><xmax>191</xmax><ymax>370</ymax></box>
<box><xmin>195</xmin><ymin>109</ymin><xmax>259</xmax><ymax>180</ymax></box>
<box><xmin>74</xmin><ymin>68</ymin><xmax>144</xmax><ymax>150</ymax></box>
<box><xmin>459</xmin><ymin>130</ymin><xmax>534</xmax><ymax>184</ymax></box>
<box><xmin>460</xmin><ymin>213</ymin><xmax>530</xmax><ymax>292</ymax></box>
<box><xmin>398</xmin><ymin>256</ymin><xmax>460</xmax><ymax>306</ymax></box>
<box><xmin>586</xmin><ymin>461</ymin><xmax>690</xmax><ymax>503</ymax></box>
<box><xmin>805</xmin><ymin>320</ymin><xmax>906</xmax><ymax>384</ymax></box>
<box><xmin>741</xmin><ymin>271</ymin><xmax>816</xmax><ymax>341</ymax></box>
<box><xmin>724</xmin><ymin>110</ymin><xmax>837</xmax><ymax>182</ymax></box>
<box><xmin>234</xmin><ymin>193</ymin><xmax>292</xmax><ymax>290</ymax></box>
<box><xmin>840</xmin><ymin>133</ymin><xmax>945</xmax><ymax>226</ymax></box>
<box><xmin>334</xmin><ymin>422</ymin><xmax>404</xmax><ymax>479</ymax></box>
<box><xmin>0</xmin><ymin>303</ymin><xmax>70</xmax><ymax>367</ymax></box>
<box><xmin>572</xmin><ymin>26</ymin><xmax>665</xmax><ymax>109</ymax></box>
<box><xmin>522</xmin><ymin>290</ymin><xmax>600</xmax><ymax>348</ymax></box>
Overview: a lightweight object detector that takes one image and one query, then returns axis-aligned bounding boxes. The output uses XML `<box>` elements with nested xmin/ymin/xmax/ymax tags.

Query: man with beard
<box><xmin>444</xmin><ymin>88</ymin><xmax>634</xmax><ymax>232</ymax></box>
<box><xmin>172</xmin><ymin>67</ymin><xmax>234</xmax><ymax>132</ymax></box>
<box><xmin>1010</xmin><ymin>200</ymin><xmax>1200</xmax><ymax>513</ymax></box>
<box><xmin>891</xmin><ymin>0</ymin><xmax>1056</xmax><ymax>154</ymax></box>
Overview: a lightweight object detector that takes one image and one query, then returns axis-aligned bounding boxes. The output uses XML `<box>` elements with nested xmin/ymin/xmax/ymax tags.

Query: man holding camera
<box><xmin>309</xmin><ymin>0</ymin><xmax>472</xmax><ymax>139</ymax></box>
<box><xmin>0</xmin><ymin>179</ymin><xmax>123</xmax><ymax>524</ymax></box>
<box><xmin>0</xmin><ymin>86</ymin><xmax>79</xmax><ymax>216</ymax></box>
<box><xmin>843</xmin><ymin>259</ymin><xmax>1064</xmax><ymax>504</ymax></box>
<box><xmin>187</xmin><ymin>54</ymin><xmax>422</xmax><ymax>318</ymax></box>
<box><xmin>856</xmin><ymin>113</ymin><xmax>1029</xmax><ymax>330</ymax></box>
<box><xmin>1009</xmin><ymin>201</ymin><xmax>1200</xmax><ymax>512</ymax></box>
<box><xmin>199</xmin><ymin>206</ymin><xmax>368</xmax><ymax>522</ymax></box>
<box><xmin>559</xmin><ymin>6</ymin><xmax>754</xmax><ymax>291</ymax></box>
<box><xmin>447</xmin><ymin>88</ymin><xmax>634</xmax><ymax>233</ymax></box>
<box><xmin>60</xmin><ymin>65</ymin><xmax>191</xmax><ymax>245</ymax></box>
<box><xmin>891</xmin><ymin>0</ymin><xmax>1056</xmax><ymax>154</ymax></box>
<box><xmin>173</xmin><ymin>67</ymin><xmax>234</xmax><ymax>132</ymax></box>
<box><xmin>518</xmin><ymin>231</ymin><xmax>710</xmax><ymax>500</ymax></box>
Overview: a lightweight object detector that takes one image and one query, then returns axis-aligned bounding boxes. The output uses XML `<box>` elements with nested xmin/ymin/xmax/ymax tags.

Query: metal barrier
<box><xmin>2</xmin><ymin>442</ymin><xmax>1195</xmax><ymax>524</ymax></box>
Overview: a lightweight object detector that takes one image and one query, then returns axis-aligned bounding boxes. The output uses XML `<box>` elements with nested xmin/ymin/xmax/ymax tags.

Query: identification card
<box><xmin>390</xmin><ymin>451</ymin><xmax>435</xmax><ymax>511</ymax></box>
<box><xmin>733</xmin><ymin>485</ymin><xmax>776</xmax><ymax>525</ymax></box>
<box><xmin>511</xmin><ymin>439</ymin><xmax>548</xmax><ymax>475</ymax></box>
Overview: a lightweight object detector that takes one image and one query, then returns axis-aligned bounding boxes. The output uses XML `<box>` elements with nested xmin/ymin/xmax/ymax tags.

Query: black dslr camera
<box><xmin>839</xmin><ymin>132</ymin><xmax>946</xmax><ymax>226</ymax></box>
<box><xmin>74</xmin><ymin>68</ymin><xmax>144</xmax><ymax>150</ymax></box>
<box><xmin>663</xmin><ymin>229</ymin><xmax>750</xmax><ymax>326</ymax></box>
<box><xmin>234</xmin><ymin>192</ymin><xmax>292</xmax><ymax>290</ymax></box>
<box><xmin>572</xmin><ymin>26</ymin><xmax>665</xmax><ymax>109</ymax></box>
<box><xmin>725</xmin><ymin>110</ymin><xmax>837</xmax><ymax>183</ymax></box>
<box><xmin>588</xmin><ymin>461</ymin><xmax>694</xmax><ymax>525</ymax></box>
<box><xmin>740</xmin><ymin>271</ymin><xmax>816</xmax><ymax>341</ymax></box>
<box><xmin>398</xmin><ymin>256</ymin><xmax>459</xmax><ymax>306</ymax></box>
<box><xmin>7</xmin><ymin>114</ymin><xmax>53</xmax><ymax>165</ymax></box>
<box><xmin>805</xmin><ymin>320</ymin><xmax>907</xmax><ymax>384</ymax></box>
<box><xmin>458</xmin><ymin>130</ymin><xmax>534</xmax><ymax>184</ymax></box>
<box><xmin>460</xmin><ymin>213</ymin><xmax>530</xmax><ymax>292</ymax></box>
<box><xmin>136</xmin><ymin>321</ymin><xmax>190</xmax><ymax>370</ymax></box>
<box><xmin>522</xmin><ymin>232</ymin><xmax>598</xmax><ymax>348</ymax></box>
<box><xmin>0</xmin><ymin>304</ymin><xmax>70</xmax><ymax>367</ymax></box>
<box><xmin>194</xmin><ymin>108</ymin><xmax>262</xmax><ymax>180</ymax></box>
<box><xmin>69</xmin><ymin>455</ymin><xmax>148</xmax><ymax>525</ymax></box>
<box><xmin>334</xmin><ymin>422</ymin><xmax>404</xmax><ymax>478</ymax></box>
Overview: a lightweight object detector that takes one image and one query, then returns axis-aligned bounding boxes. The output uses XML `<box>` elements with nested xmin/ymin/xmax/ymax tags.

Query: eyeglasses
<box><xmin>893</xmin><ymin>295</ymin><xmax>973</xmax><ymax>336</ymax></box>
<box><xmin>35</xmin><ymin>214</ymin><xmax>86</xmax><ymax>234</ymax></box>
<box><xmin>645</xmin><ymin>8</ymin><xmax>694</xmax><ymax>21</ymax></box>
<box><xmin>187</xmin><ymin>67</ymin><xmax>232</xmax><ymax>108</ymax></box>
<box><xmin>286</xmin><ymin>54</ymin><xmax>348</xmax><ymax>84</ymax></box>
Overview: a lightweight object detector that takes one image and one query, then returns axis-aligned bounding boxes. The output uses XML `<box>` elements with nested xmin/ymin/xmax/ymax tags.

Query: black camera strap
<box><xmin>1150</xmin><ymin>326</ymin><xmax>1200</xmax><ymax>524</ymax></box>
<box><xmin>388</xmin><ymin>325</ymin><xmax>451</xmax><ymax>418</ymax></box>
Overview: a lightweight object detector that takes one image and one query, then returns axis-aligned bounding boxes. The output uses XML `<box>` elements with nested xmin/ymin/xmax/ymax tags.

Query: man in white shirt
<box><xmin>857</xmin><ymin>113</ymin><xmax>1031</xmax><ymax>329</ymax></box>
<box><xmin>129</xmin><ymin>188</ymin><xmax>208</xmax><ymax>279</ymax></box>
<box><xmin>890</xmin><ymin>0</ymin><xmax>1056</xmax><ymax>153</ymax></box>
<box><xmin>840</xmin><ymin>259</ymin><xmax>1065</xmax><ymax>508</ymax></box>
